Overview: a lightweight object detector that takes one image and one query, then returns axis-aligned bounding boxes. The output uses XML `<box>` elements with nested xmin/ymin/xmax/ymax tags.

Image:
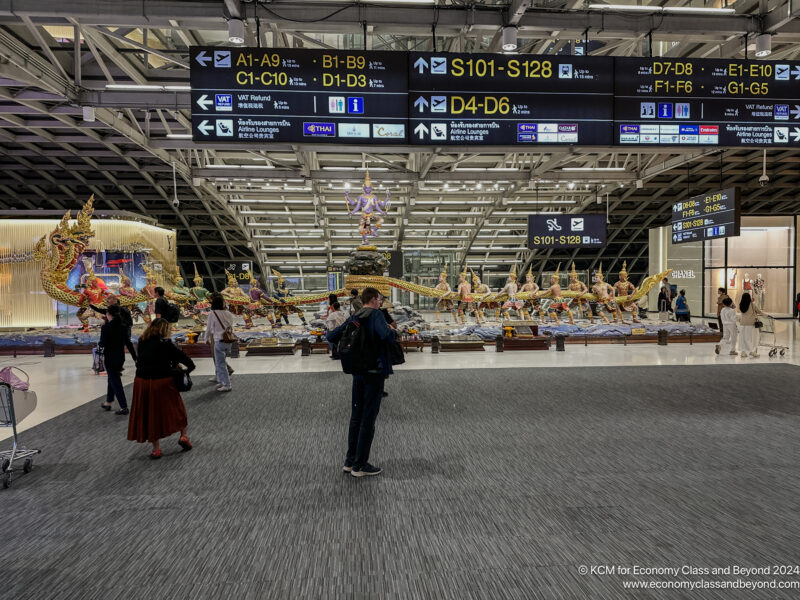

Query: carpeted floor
<box><xmin>4</xmin><ymin>364</ymin><xmax>800</xmax><ymax>599</ymax></box>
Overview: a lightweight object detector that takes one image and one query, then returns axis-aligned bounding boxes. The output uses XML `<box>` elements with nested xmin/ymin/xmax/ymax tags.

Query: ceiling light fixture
<box><xmin>588</xmin><ymin>4</ymin><xmax>734</xmax><ymax>14</ymax></box>
<box><xmin>502</xmin><ymin>26</ymin><xmax>518</xmax><ymax>52</ymax></box>
<box><xmin>228</xmin><ymin>18</ymin><xmax>245</xmax><ymax>44</ymax></box>
<box><xmin>755</xmin><ymin>33</ymin><xmax>772</xmax><ymax>58</ymax></box>
<box><xmin>562</xmin><ymin>167</ymin><xmax>627</xmax><ymax>171</ymax></box>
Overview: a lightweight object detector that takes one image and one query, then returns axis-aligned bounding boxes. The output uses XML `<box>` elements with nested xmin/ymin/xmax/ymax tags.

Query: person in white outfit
<box><xmin>325</xmin><ymin>302</ymin><xmax>348</xmax><ymax>358</ymax></box>
<box><xmin>737</xmin><ymin>292</ymin><xmax>764</xmax><ymax>358</ymax></box>
<box><xmin>203</xmin><ymin>293</ymin><xmax>235</xmax><ymax>392</ymax></box>
<box><xmin>715</xmin><ymin>297</ymin><xmax>738</xmax><ymax>355</ymax></box>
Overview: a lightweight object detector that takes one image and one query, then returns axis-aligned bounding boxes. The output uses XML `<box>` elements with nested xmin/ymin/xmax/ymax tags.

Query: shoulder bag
<box><xmin>213</xmin><ymin>310</ymin><xmax>237</xmax><ymax>343</ymax></box>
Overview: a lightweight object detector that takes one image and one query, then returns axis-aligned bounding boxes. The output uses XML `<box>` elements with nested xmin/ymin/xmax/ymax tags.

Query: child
<box><xmin>716</xmin><ymin>297</ymin><xmax>738</xmax><ymax>355</ymax></box>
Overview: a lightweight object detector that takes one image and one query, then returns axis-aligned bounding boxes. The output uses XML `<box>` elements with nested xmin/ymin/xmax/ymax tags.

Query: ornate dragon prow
<box><xmin>615</xmin><ymin>268</ymin><xmax>672</xmax><ymax>304</ymax></box>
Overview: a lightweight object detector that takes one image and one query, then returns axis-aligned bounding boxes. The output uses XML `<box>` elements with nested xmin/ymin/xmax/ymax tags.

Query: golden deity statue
<box><xmin>567</xmin><ymin>263</ymin><xmax>593</xmax><ymax>323</ymax></box>
<box><xmin>471</xmin><ymin>269</ymin><xmax>492</xmax><ymax>324</ymax></box>
<box><xmin>543</xmin><ymin>263</ymin><xmax>575</xmax><ymax>325</ymax></box>
<box><xmin>591</xmin><ymin>264</ymin><xmax>620</xmax><ymax>324</ymax></box>
<box><xmin>434</xmin><ymin>264</ymin><xmax>454</xmax><ymax>322</ymax></box>
<box><xmin>519</xmin><ymin>266</ymin><xmax>540</xmax><ymax>322</ymax></box>
<box><xmin>613</xmin><ymin>261</ymin><xmax>640</xmax><ymax>323</ymax></box>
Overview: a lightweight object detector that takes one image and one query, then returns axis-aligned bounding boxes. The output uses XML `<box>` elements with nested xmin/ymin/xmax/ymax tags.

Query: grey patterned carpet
<box><xmin>4</xmin><ymin>364</ymin><xmax>800</xmax><ymax>599</ymax></box>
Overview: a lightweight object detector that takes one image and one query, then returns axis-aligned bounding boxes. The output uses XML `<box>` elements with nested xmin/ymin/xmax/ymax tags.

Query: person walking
<box><xmin>127</xmin><ymin>318</ymin><xmax>195</xmax><ymax>459</ymax></box>
<box><xmin>674</xmin><ymin>289</ymin><xmax>690</xmax><ymax>322</ymax></box>
<box><xmin>327</xmin><ymin>287</ymin><xmax>396</xmax><ymax>478</ymax></box>
<box><xmin>203</xmin><ymin>293</ymin><xmax>235</xmax><ymax>392</ymax></box>
<box><xmin>737</xmin><ymin>292</ymin><xmax>764</xmax><ymax>358</ymax></box>
<box><xmin>661</xmin><ymin>277</ymin><xmax>674</xmax><ymax>319</ymax></box>
<box><xmin>716</xmin><ymin>287</ymin><xmax>730</xmax><ymax>333</ymax></box>
<box><xmin>205</xmin><ymin>292</ymin><xmax>234</xmax><ymax>385</ymax></box>
<box><xmin>99</xmin><ymin>303</ymin><xmax>137</xmax><ymax>415</ymax></box>
<box><xmin>348</xmin><ymin>289</ymin><xmax>363</xmax><ymax>315</ymax></box>
<box><xmin>715</xmin><ymin>297</ymin><xmax>738</xmax><ymax>356</ymax></box>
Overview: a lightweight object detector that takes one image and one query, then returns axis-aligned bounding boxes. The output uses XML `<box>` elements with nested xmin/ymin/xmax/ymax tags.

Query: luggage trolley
<box><xmin>759</xmin><ymin>315</ymin><xmax>789</xmax><ymax>358</ymax></box>
<box><xmin>0</xmin><ymin>380</ymin><xmax>41</xmax><ymax>489</ymax></box>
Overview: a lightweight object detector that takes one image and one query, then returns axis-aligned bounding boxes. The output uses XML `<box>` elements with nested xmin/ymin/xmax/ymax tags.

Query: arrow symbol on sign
<box><xmin>196</xmin><ymin>94</ymin><xmax>213</xmax><ymax>110</ymax></box>
<box><xmin>197</xmin><ymin>120</ymin><xmax>214</xmax><ymax>135</ymax></box>
<box><xmin>195</xmin><ymin>51</ymin><xmax>212</xmax><ymax>67</ymax></box>
<box><xmin>792</xmin><ymin>127</ymin><xmax>800</xmax><ymax>142</ymax></box>
<box><xmin>413</xmin><ymin>96</ymin><xmax>429</xmax><ymax>112</ymax></box>
<box><xmin>791</xmin><ymin>105</ymin><xmax>800</xmax><ymax>119</ymax></box>
<box><xmin>414</xmin><ymin>123</ymin><xmax>429</xmax><ymax>139</ymax></box>
<box><xmin>413</xmin><ymin>57</ymin><xmax>428</xmax><ymax>74</ymax></box>
<box><xmin>792</xmin><ymin>66</ymin><xmax>800</xmax><ymax>79</ymax></box>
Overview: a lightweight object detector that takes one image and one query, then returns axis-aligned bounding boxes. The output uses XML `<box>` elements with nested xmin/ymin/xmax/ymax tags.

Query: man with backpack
<box><xmin>327</xmin><ymin>287</ymin><xmax>396</xmax><ymax>478</ymax></box>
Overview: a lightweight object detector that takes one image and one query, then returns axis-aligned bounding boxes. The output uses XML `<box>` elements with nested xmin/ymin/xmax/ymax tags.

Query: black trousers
<box><xmin>105</xmin><ymin>355</ymin><xmax>127</xmax><ymax>409</ymax></box>
<box><xmin>347</xmin><ymin>373</ymin><xmax>385</xmax><ymax>469</ymax></box>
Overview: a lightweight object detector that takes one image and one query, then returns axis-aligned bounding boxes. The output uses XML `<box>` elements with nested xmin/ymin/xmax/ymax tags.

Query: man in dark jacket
<box><xmin>327</xmin><ymin>287</ymin><xmax>395</xmax><ymax>478</ymax></box>
<box><xmin>91</xmin><ymin>294</ymin><xmax>133</xmax><ymax>336</ymax></box>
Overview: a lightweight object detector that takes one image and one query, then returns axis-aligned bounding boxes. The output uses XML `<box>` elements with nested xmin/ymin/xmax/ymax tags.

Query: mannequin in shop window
<box><xmin>753</xmin><ymin>273</ymin><xmax>765</xmax><ymax>308</ymax></box>
<box><xmin>743</xmin><ymin>273</ymin><xmax>753</xmax><ymax>297</ymax></box>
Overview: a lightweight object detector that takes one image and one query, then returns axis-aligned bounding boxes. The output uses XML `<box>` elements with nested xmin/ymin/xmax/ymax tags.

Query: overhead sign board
<box><xmin>408</xmin><ymin>52</ymin><xmax>614</xmax><ymax>145</ymax></box>
<box><xmin>528</xmin><ymin>214</ymin><xmax>607</xmax><ymax>249</ymax></box>
<box><xmin>671</xmin><ymin>187</ymin><xmax>740</xmax><ymax>244</ymax></box>
<box><xmin>190</xmin><ymin>48</ymin><xmax>800</xmax><ymax>149</ymax></box>
<box><xmin>190</xmin><ymin>47</ymin><xmax>408</xmax><ymax>143</ymax></box>
<box><xmin>615</xmin><ymin>58</ymin><xmax>800</xmax><ymax>146</ymax></box>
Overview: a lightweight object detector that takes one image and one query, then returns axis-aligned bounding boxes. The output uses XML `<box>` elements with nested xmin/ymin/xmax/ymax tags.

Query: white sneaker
<box><xmin>208</xmin><ymin>378</ymin><xmax>218</xmax><ymax>383</ymax></box>
<box><xmin>741</xmin><ymin>352</ymin><xmax>748</xmax><ymax>358</ymax></box>
<box><xmin>216</xmin><ymin>385</ymin><xmax>232</xmax><ymax>392</ymax></box>
<box><xmin>750</xmin><ymin>352</ymin><xmax>760</xmax><ymax>358</ymax></box>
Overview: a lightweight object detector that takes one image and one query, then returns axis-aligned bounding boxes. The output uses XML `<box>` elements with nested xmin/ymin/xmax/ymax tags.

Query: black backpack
<box><xmin>165</xmin><ymin>302</ymin><xmax>181</xmax><ymax>324</ymax></box>
<box><xmin>337</xmin><ymin>309</ymin><xmax>378</xmax><ymax>374</ymax></box>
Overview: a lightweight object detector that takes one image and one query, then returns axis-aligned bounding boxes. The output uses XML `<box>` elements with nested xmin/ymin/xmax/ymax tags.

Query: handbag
<box><xmin>390</xmin><ymin>339</ymin><xmax>406</xmax><ymax>366</ymax></box>
<box><xmin>212</xmin><ymin>310</ymin><xmax>237</xmax><ymax>344</ymax></box>
<box><xmin>172</xmin><ymin>367</ymin><xmax>193</xmax><ymax>392</ymax></box>
<box><xmin>754</xmin><ymin>319</ymin><xmax>763</xmax><ymax>329</ymax></box>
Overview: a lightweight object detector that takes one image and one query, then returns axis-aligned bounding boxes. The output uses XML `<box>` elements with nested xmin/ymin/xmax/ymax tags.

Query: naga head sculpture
<box><xmin>69</xmin><ymin>195</ymin><xmax>95</xmax><ymax>246</ymax></box>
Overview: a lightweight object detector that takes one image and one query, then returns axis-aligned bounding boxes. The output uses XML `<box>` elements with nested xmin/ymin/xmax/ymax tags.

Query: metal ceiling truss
<box><xmin>0</xmin><ymin>1</ymin><xmax>797</xmax><ymax>289</ymax></box>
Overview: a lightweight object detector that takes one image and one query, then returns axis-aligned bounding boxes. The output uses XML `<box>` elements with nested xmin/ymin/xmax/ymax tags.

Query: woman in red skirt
<box><xmin>128</xmin><ymin>318</ymin><xmax>196</xmax><ymax>459</ymax></box>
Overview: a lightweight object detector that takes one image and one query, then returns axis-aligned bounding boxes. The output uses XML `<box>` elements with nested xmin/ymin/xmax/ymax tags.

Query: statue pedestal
<box><xmin>343</xmin><ymin>245</ymin><xmax>391</xmax><ymax>295</ymax></box>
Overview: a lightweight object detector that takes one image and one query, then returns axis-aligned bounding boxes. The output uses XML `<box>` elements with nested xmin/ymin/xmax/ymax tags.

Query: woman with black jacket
<box><xmin>99</xmin><ymin>303</ymin><xmax>137</xmax><ymax>415</ymax></box>
<box><xmin>127</xmin><ymin>318</ymin><xmax>196</xmax><ymax>459</ymax></box>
